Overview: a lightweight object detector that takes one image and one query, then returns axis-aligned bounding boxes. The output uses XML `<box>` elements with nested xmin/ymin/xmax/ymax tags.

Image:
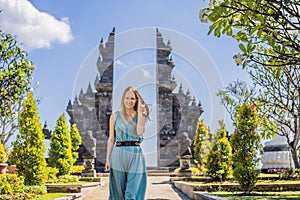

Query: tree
<box><xmin>216</xmin><ymin>79</ymin><xmax>256</xmax><ymax>121</ymax></box>
<box><xmin>70</xmin><ymin>124</ymin><xmax>81</xmax><ymax>163</ymax></box>
<box><xmin>200</xmin><ymin>0</ymin><xmax>300</xmax><ymax>69</ymax></box>
<box><xmin>48</xmin><ymin>113</ymin><xmax>73</xmax><ymax>176</ymax></box>
<box><xmin>217</xmin><ymin>79</ymin><xmax>276</xmax><ymax>140</ymax></box>
<box><xmin>201</xmin><ymin>0</ymin><xmax>300</xmax><ymax>167</ymax></box>
<box><xmin>0</xmin><ymin>30</ymin><xmax>35</xmax><ymax>147</ymax></box>
<box><xmin>194</xmin><ymin>119</ymin><xmax>210</xmax><ymax>171</ymax></box>
<box><xmin>249</xmin><ymin>64</ymin><xmax>300</xmax><ymax>168</ymax></box>
<box><xmin>10</xmin><ymin>92</ymin><xmax>47</xmax><ymax>185</ymax></box>
<box><xmin>205</xmin><ymin>120</ymin><xmax>232</xmax><ymax>181</ymax></box>
<box><xmin>230</xmin><ymin>103</ymin><xmax>262</xmax><ymax>194</ymax></box>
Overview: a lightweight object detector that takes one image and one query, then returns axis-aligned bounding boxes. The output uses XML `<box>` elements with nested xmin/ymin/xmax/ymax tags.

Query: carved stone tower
<box><xmin>156</xmin><ymin>29</ymin><xmax>203</xmax><ymax>166</ymax></box>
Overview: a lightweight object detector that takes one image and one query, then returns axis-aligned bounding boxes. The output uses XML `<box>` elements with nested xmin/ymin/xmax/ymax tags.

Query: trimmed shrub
<box><xmin>205</xmin><ymin>120</ymin><xmax>232</xmax><ymax>181</ymax></box>
<box><xmin>10</xmin><ymin>92</ymin><xmax>47</xmax><ymax>185</ymax></box>
<box><xmin>0</xmin><ymin>141</ymin><xmax>6</xmax><ymax>163</ymax></box>
<box><xmin>48</xmin><ymin>113</ymin><xmax>73</xmax><ymax>176</ymax></box>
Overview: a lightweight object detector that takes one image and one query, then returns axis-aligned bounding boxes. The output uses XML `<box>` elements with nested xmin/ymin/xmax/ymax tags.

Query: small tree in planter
<box><xmin>0</xmin><ymin>141</ymin><xmax>8</xmax><ymax>174</ymax></box>
<box><xmin>231</xmin><ymin>103</ymin><xmax>262</xmax><ymax>194</ymax></box>
<box><xmin>10</xmin><ymin>92</ymin><xmax>47</xmax><ymax>185</ymax></box>
<box><xmin>205</xmin><ymin>120</ymin><xmax>232</xmax><ymax>181</ymax></box>
<box><xmin>70</xmin><ymin>123</ymin><xmax>82</xmax><ymax>163</ymax></box>
<box><xmin>194</xmin><ymin>119</ymin><xmax>210</xmax><ymax>171</ymax></box>
<box><xmin>48</xmin><ymin>113</ymin><xmax>73</xmax><ymax>176</ymax></box>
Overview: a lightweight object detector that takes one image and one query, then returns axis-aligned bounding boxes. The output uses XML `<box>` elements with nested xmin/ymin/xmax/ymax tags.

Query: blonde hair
<box><xmin>120</xmin><ymin>86</ymin><xmax>150</xmax><ymax>124</ymax></box>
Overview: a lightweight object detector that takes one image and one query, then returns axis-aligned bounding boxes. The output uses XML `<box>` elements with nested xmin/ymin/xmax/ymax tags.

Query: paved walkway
<box><xmin>83</xmin><ymin>176</ymin><xmax>191</xmax><ymax>200</ymax></box>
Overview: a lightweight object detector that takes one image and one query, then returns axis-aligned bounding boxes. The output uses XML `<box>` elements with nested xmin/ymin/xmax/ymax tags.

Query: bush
<box><xmin>0</xmin><ymin>174</ymin><xmax>24</xmax><ymax>194</ymax></box>
<box><xmin>70</xmin><ymin>165</ymin><xmax>84</xmax><ymax>175</ymax></box>
<box><xmin>23</xmin><ymin>185</ymin><xmax>47</xmax><ymax>195</ymax></box>
<box><xmin>45</xmin><ymin>167</ymin><xmax>59</xmax><ymax>181</ymax></box>
<box><xmin>10</xmin><ymin>92</ymin><xmax>47</xmax><ymax>185</ymax></box>
<box><xmin>205</xmin><ymin>120</ymin><xmax>232</xmax><ymax>181</ymax></box>
<box><xmin>0</xmin><ymin>142</ymin><xmax>6</xmax><ymax>163</ymax></box>
<box><xmin>173</xmin><ymin>167</ymin><xmax>201</xmax><ymax>175</ymax></box>
<box><xmin>46</xmin><ymin>175</ymin><xmax>79</xmax><ymax>184</ymax></box>
<box><xmin>48</xmin><ymin>114</ymin><xmax>73</xmax><ymax>176</ymax></box>
<box><xmin>0</xmin><ymin>174</ymin><xmax>46</xmax><ymax>199</ymax></box>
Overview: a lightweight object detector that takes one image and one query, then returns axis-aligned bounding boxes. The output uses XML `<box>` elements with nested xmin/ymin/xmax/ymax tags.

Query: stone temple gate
<box><xmin>66</xmin><ymin>28</ymin><xmax>203</xmax><ymax>171</ymax></box>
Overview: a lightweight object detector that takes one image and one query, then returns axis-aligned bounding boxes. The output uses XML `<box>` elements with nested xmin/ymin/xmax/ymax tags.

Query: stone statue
<box><xmin>181</xmin><ymin>132</ymin><xmax>192</xmax><ymax>156</ymax></box>
<box><xmin>82</xmin><ymin>131</ymin><xmax>96</xmax><ymax>158</ymax></box>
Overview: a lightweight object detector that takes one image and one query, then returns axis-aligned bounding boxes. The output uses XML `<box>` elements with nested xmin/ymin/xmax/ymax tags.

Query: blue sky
<box><xmin>0</xmin><ymin>0</ymin><xmax>251</xmax><ymax>141</ymax></box>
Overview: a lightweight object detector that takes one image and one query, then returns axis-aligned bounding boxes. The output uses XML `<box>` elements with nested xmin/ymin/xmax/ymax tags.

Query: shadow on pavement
<box><xmin>171</xmin><ymin>185</ymin><xmax>192</xmax><ymax>200</ymax></box>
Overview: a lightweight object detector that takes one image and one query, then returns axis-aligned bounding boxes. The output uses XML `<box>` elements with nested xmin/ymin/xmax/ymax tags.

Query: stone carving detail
<box><xmin>67</xmin><ymin>28</ymin><xmax>204</xmax><ymax>171</ymax></box>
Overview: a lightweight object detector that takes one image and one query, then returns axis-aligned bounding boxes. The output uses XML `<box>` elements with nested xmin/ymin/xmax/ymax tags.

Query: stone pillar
<box><xmin>81</xmin><ymin>131</ymin><xmax>97</xmax><ymax>177</ymax></box>
<box><xmin>178</xmin><ymin>155</ymin><xmax>192</xmax><ymax>177</ymax></box>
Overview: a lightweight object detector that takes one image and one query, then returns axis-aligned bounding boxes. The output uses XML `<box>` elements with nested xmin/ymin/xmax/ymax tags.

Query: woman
<box><xmin>105</xmin><ymin>86</ymin><xmax>149</xmax><ymax>200</ymax></box>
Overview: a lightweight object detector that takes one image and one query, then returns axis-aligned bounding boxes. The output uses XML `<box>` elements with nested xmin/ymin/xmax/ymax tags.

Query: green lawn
<box><xmin>32</xmin><ymin>193</ymin><xmax>65</xmax><ymax>200</ymax></box>
<box><xmin>187</xmin><ymin>174</ymin><xmax>300</xmax><ymax>199</ymax></box>
<box><xmin>213</xmin><ymin>191</ymin><xmax>300</xmax><ymax>200</ymax></box>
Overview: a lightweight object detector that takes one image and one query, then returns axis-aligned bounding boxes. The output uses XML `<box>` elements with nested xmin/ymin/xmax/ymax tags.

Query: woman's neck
<box><xmin>125</xmin><ymin>108</ymin><xmax>136</xmax><ymax>116</ymax></box>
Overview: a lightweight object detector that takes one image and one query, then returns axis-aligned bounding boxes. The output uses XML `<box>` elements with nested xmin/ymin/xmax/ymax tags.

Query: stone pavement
<box><xmin>83</xmin><ymin>176</ymin><xmax>191</xmax><ymax>200</ymax></box>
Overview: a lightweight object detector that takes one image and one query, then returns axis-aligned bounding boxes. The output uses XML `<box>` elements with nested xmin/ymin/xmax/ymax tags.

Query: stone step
<box><xmin>147</xmin><ymin>170</ymin><xmax>170</xmax><ymax>173</ymax></box>
<box><xmin>99</xmin><ymin>172</ymin><xmax>171</xmax><ymax>177</ymax></box>
<box><xmin>147</xmin><ymin>173</ymin><xmax>171</xmax><ymax>176</ymax></box>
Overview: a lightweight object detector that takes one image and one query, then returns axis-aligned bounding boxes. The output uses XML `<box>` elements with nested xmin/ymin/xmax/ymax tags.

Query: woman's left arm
<box><xmin>137</xmin><ymin>101</ymin><xmax>147</xmax><ymax>136</ymax></box>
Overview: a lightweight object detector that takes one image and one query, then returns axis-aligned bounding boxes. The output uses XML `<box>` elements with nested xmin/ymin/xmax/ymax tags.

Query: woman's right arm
<box><xmin>105</xmin><ymin>113</ymin><xmax>116</xmax><ymax>171</ymax></box>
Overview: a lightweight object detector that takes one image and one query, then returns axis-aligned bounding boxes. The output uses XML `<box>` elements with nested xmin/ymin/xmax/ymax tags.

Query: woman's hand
<box><xmin>137</xmin><ymin>100</ymin><xmax>146</xmax><ymax>114</ymax></box>
<box><xmin>105</xmin><ymin>162</ymin><xmax>110</xmax><ymax>172</ymax></box>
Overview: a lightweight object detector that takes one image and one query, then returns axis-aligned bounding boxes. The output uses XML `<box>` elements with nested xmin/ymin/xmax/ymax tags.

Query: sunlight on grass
<box><xmin>212</xmin><ymin>191</ymin><xmax>300</xmax><ymax>200</ymax></box>
<box><xmin>32</xmin><ymin>193</ymin><xmax>65</xmax><ymax>200</ymax></box>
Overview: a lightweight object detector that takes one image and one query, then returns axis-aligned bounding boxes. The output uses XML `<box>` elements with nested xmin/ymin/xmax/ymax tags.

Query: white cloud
<box><xmin>0</xmin><ymin>0</ymin><xmax>73</xmax><ymax>51</ymax></box>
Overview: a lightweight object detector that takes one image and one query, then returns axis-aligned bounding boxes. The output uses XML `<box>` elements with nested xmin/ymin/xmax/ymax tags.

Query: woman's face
<box><xmin>124</xmin><ymin>91</ymin><xmax>137</xmax><ymax>110</ymax></box>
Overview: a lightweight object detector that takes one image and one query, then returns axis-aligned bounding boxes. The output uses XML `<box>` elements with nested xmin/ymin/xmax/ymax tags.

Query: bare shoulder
<box><xmin>110</xmin><ymin>112</ymin><xmax>118</xmax><ymax>121</ymax></box>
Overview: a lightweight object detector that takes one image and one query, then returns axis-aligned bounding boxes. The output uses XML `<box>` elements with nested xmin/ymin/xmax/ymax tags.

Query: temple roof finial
<box><xmin>179</xmin><ymin>84</ymin><xmax>184</xmax><ymax>94</ymax></box>
<box><xmin>192</xmin><ymin>96</ymin><xmax>197</xmax><ymax>106</ymax></box>
<box><xmin>86</xmin><ymin>82</ymin><xmax>93</xmax><ymax>94</ymax></box>
<box><xmin>73</xmin><ymin>96</ymin><xmax>79</xmax><ymax>105</ymax></box>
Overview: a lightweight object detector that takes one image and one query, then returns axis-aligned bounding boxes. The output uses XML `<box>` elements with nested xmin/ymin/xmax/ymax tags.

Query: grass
<box><xmin>212</xmin><ymin>191</ymin><xmax>300</xmax><ymax>199</ymax></box>
<box><xmin>31</xmin><ymin>193</ymin><xmax>66</xmax><ymax>200</ymax></box>
<box><xmin>184</xmin><ymin>173</ymin><xmax>300</xmax><ymax>199</ymax></box>
<box><xmin>45</xmin><ymin>181</ymin><xmax>93</xmax><ymax>185</ymax></box>
<box><xmin>188</xmin><ymin>179</ymin><xmax>300</xmax><ymax>185</ymax></box>
<box><xmin>33</xmin><ymin>181</ymin><xmax>94</xmax><ymax>200</ymax></box>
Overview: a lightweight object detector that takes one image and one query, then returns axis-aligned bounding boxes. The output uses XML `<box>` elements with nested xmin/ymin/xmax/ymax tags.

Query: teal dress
<box><xmin>109</xmin><ymin>111</ymin><xmax>147</xmax><ymax>200</ymax></box>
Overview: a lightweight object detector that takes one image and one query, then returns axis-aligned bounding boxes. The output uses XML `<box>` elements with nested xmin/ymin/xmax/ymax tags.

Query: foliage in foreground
<box><xmin>193</xmin><ymin>119</ymin><xmax>210</xmax><ymax>171</ymax></box>
<box><xmin>0</xmin><ymin>141</ymin><xmax>6</xmax><ymax>163</ymax></box>
<box><xmin>0</xmin><ymin>30</ymin><xmax>35</xmax><ymax>147</ymax></box>
<box><xmin>205</xmin><ymin>120</ymin><xmax>232</xmax><ymax>181</ymax></box>
<box><xmin>230</xmin><ymin>103</ymin><xmax>262</xmax><ymax>194</ymax></box>
<box><xmin>200</xmin><ymin>0</ymin><xmax>300</xmax><ymax>70</ymax></box>
<box><xmin>70</xmin><ymin>124</ymin><xmax>82</xmax><ymax>162</ymax></box>
<box><xmin>213</xmin><ymin>191</ymin><xmax>300</xmax><ymax>200</ymax></box>
<box><xmin>0</xmin><ymin>174</ymin><xmax>46</xmax><ymax>199</ymax></box>
<box><xmin>10</xmin><ymin>92</ymin><xmax>47</xmax><ymax>186</ymax></box>
<box><xmin>48</xmin><ymin>113</ymin><xmax>73</xmax><ymax>176</ymax></box>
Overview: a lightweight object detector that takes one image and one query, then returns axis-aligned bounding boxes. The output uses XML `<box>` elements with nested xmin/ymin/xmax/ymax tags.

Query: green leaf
<box><xmin>239</xmin><ymin>44</ymin><xmax>247</xmax><ymax>53</ymax></box>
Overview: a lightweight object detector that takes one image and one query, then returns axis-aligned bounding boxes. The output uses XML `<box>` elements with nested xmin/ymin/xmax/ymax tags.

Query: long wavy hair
<box><xmin>120</xmin><ymin>86</ymin><xmax>150</xmax><ymax>124</ymax></box>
